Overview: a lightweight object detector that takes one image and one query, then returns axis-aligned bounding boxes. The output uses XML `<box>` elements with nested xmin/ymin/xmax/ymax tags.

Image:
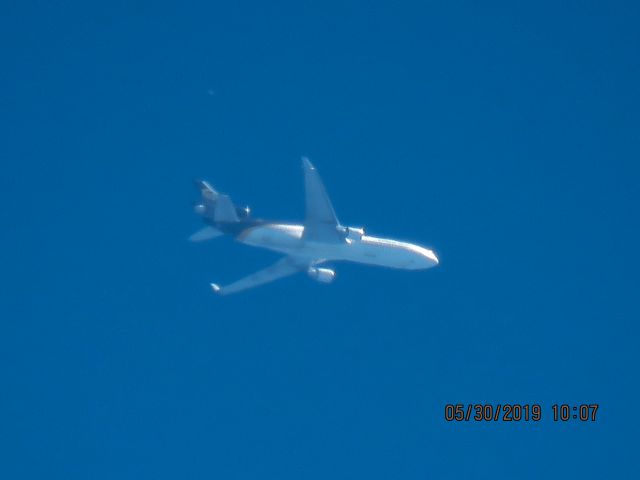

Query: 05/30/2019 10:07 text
<box><xmin>444</xmin><ymin>404</ymin><xmax>599</xmax><ymax>422</ymax></box>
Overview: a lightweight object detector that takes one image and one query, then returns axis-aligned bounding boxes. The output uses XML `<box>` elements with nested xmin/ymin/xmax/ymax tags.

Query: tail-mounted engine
<box><xmin>235</xmin><ymin>205</ymin><xmax>251</xmax><ymax>219</ymax></box>
<box><xmin>193</xmin><ymin>180</ymin><xmax>219</xmax><ymax>220</ymax></box>
<box><xmin>307</xmin><ymin>267</ymin><xmax>336</xmax><ymax>283</ymax></box>
<box><xmin>193</xmin><ymin>180</ymin><xmax>251</xmax><ymax>223</ymax></box>
<box><xmin>193</xmin><ymin>203</ymin><xmax>207</xmax><ymax>215</ymax></box>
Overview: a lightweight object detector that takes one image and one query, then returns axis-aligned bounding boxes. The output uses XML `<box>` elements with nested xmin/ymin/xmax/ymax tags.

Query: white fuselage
<box><xmin>238</xmin><ymin>223</ymin><xmax>439</xmax><ymax>270</ymax></box>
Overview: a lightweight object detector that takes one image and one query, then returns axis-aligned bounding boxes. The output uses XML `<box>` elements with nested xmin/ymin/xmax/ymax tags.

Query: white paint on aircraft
<box><xmin>191</xmin><ymin>158</ymin><xmax>438</xmax><ymax>295</ymax></box>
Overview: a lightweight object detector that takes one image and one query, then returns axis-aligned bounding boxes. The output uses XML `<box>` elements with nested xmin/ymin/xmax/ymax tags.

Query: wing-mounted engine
<box><xmin>344</xmin><ymin>226</ymin><xmax>365</xmax><ymax>242</ymax></box>
<box><xmin>307</xmin><ymin>267</ymin><xmax>336</xmax><ymax>283</ymax></box>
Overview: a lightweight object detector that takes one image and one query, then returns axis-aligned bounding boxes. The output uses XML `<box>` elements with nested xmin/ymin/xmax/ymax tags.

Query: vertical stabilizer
<box><xmin>213</xmin><ymin>195</ymin><xmax>240</xmax><ymax>222</ymax></box>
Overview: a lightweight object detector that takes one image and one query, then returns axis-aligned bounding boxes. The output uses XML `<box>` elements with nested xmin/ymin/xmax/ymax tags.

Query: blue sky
<box><xmin>1</xmin><ymin>1</ymin><xmax>639</xmax><ymax>478</ymax></box>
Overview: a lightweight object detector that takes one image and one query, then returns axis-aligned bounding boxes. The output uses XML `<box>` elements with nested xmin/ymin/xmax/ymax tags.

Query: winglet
<box><xmin>302</xmin><ymin>156</ymin><xmax>314</xmax><ymax>170</ymax></box>
<box><xmin>210</xmin><ymin>283</ymin><xmax>223</xmax><ymax>295</ymax></box>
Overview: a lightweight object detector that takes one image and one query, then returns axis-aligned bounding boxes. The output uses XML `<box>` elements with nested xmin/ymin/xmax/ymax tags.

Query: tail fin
<box><xmin>193</xmin><ymin>180</ymin><xmax>248</xmax><ymax>223</ymax></box>
<box><xmin>213</xmin><ymin>195</ymin><xmax>240</xmax><ymax>222</ymax></box>
<box><xmin>195</xmin><ymin>180</ymin><xmax>219</xmax><ymax>201</ymax></box>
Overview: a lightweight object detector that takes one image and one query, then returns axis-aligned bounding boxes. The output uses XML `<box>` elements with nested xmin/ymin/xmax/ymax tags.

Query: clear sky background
<box><xmin>1</xmin><ymin>1</ymin><xmax>639</xmax><ymax>478</ymax></box>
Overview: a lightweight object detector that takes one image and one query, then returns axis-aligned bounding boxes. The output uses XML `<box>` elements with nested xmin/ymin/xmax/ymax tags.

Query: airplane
<box><xmin>190</xmin><ymin>158</ymin><xmax>439</xmax><ymax>295</ymax></box>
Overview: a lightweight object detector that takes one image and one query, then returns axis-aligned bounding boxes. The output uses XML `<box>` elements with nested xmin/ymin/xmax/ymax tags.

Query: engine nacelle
<box><xmin>194</xmin><ymin>203</ymin><xmax>207</xmax><ymax>215</ymax></box>
<box><xmin>345</xmin><ymin>226</ymin><xmax>365</xmax><ymax>241</ymax></box>
<box><xmin>307</xmin><ymin>267</ymin><xmax>336</xmax><ymax>284</ymax></box>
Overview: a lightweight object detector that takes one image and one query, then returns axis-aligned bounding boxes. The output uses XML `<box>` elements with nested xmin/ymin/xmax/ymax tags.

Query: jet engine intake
<box><xmin>345</xmin><ymin>226</ymin><xmax>365</xmax><ymax>241</ymax></box>
<box><xmin>307</xmin><ymin>267</ymin><xmax>336</xmax><ymax>283</ymax></box>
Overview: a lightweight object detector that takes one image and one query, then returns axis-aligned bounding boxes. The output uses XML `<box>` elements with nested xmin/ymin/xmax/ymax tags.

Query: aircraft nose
<box><xmin>424</xmin><ymin>249</ymin><xmax>439</xmax><ymax>267</ymax></box>
<box><xmin>407</xmin><ymin>246</ymin><xmax>439</xmax><ymax>269</ymax></box>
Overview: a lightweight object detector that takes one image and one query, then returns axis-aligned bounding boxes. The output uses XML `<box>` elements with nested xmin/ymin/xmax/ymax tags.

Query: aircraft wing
<box><xmin>210</xmin><ymin>256</ymin><xmax>303</xmax><ymax>295</ymax></box>
<box><xmin>302</xmin><ymin>157</ymin><xmax>343</xmax><ymax>242</ymax></box>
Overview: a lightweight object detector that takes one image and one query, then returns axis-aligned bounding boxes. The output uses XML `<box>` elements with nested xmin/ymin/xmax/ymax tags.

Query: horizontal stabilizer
<box><xmin>189</xmin><ymin>226</ymin><xmax>223</xmax><ymax>242</ymax></box>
